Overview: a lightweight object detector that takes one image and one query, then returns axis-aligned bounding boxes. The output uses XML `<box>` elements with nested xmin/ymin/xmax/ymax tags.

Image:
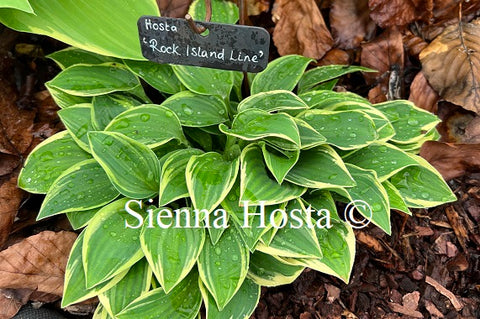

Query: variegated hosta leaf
<box><xmin>283</xmin><ymin>218</ymin><xmax>356</xmax><ymax>283</ymax></box>
<box><xmin>62</xmin><ymin>231</ymin><xmax>127</xmax><ymax>307</ymax></box>
<box><xmin>314</xmin><ymin>98</ymin><xmax>395</xmax><ymax>142</ymax></box>
<box><xmin>390</xmin><ymin>154</ymin><xmax>456</xmax><ymax>208</ymax></box>
<box><xmin>83</xmin><ymin>198</ymin><xmax>145</xmax><ymax>288</ymax></box>
<box><xmin>172</xmin><ymin>65</ymin><xmax>234</xmax><ymax>98</ymax></box>
<box><xmin>45</xmin><ymin>82</ymin><xmax>91</xmax><ymax>109</ymax></box>
<box><xmin>237</xmin><ymin>90</ymin><xmax>309</xmax><ymax>113</ymax></box>
<box><xmin>298</xmin><ymin>65</ymin><xmax>375</xmax><ymax>94</ymax></box>
<box><xmin>0</xmin><ymin>0</ymin><xmax>33</xmax><ymax>13</ymax></box>
<box><xmin>251</xmin><ymin>55</ymin><xmax>313</xmax><ymax>94</ymax></box>
<box><xmin>66</xmin><ymin>208</ymin><xmax>99</xmax><ymax>230</ymax></box>
<box><xmin>221</xmin><ymin>181</ymin><xmax>273</xmax><ymax>251</ymax></box>
<box><xmin>0</xmin><ymin>1</ymin><xmax>159</xmax><ymax>59</ymax></box>
<box><xmin>140</xmin><ymin>209</ymin><xmax>205</xmax><ymax>293</ymax></box>
<box><xmin>92</xmin><ymin>93</ymin><xmax>141</xmax><ymax>130</ymax></box>
<box><xmin>48</xmin><ymin>47</ymin><xmax>119</xmax><ymax>70</ymax></box>
<box><xmin>343</xmin><ymin>143</ymin><xmax>419</xmax><ymax>182</ymax></box>
<box><xmin>160</xmin><ymin>91</ymin><xmax>229</xmax><ymax>127</ymax></box>
<box><xmin>88</xmin><ymin>131</ymin><xmax>160</xmax><ymax>199</ymax></box>
<box><xmin>219</xmin><ymin>109</ymin><xmax>301</xmax><ymax>147</ymax></box>
<box><xmin>344</xmin><ymin>164</ymin><xmax>391</xmax><ymax>235</ymax></box>
<box><xmin>123</xmin><ymin>60</ymin><xmax>184</xmax><ymax>94</ymax></box>
<box><xmin>298</xmin><ymin>109</ymin><xmax>378</xmax><ymax>150</ymax></box>
<box><xmin>197</xmin><ymin>227</ymin><xmax>249</xmax><ymax>310</ymax></box>
<box><xmin>189</xmin><ymin>0</ymin><xmax>239</xmax><ymax>24</ymax></box>
<box><xmin>58</xmin><ymin>103</ymin><xmax>95</xmax><ymax>152</ymax></box>
<box><xmin>382</xmin><ymin>180</ymin><xmax>411</xmax><ymax>215</ymax></box>
<box><xmin>18</xmin><ymin>131</ymin><xmax>91</xmax><ymax>193</ymax></box>
<box><xmin>37</xmin><ymin>159</ymin><xmax>119</xmax><ymax>220</ymax></box>
<box><xmin>374</xmin><ymin>100</ymin><xmax>440</xmax><ymax>144</ymax></box>
<box><xmin>256</xmin><ymin>200</ymin><xmax>322</xmax><ymax>258</ymax></box>
<box><xmin>300</xmin><ymin>90</ymin><xmax>370</xmax><ymax>109</ymax></box>
<box><xmin>286</xmin><ymin>145</ymin><xmax>355</xmax><ymax>189</ymax></box>
<box><xmin>303</xmin><ymin>190</ymin><xmax>339</xmax><ymax>220</ymax></box>
<box><xmin>116</xmin><ymin>271</ymin><xmax>202</xmax><ymax>319</ymax></box>
<box><xmin>293</xmin><ymin>117</ymin><xmax>327</xmax><ymax>149</ymax></box>
<box><xmin>48</xmin><ymin>63</ymin><xmax>140</xmax><ymax>96</ymax></box>
<box><xmin>260</xmin><ymin>142</ymin><xmax>299</xmax><ymax>184</ymax></box>
<box><xmin>200</xmin><ymin>277</ymin><xmax>260</xmax><ymax>319</ymax></box>
<box><xmin>247</xmin><ymin>251</ymin><xmax>304</xmax><ymax>287</ymax></box>
<box><xmin>99</xmin><ymin>259</ymin><xmax>151</xmax><ymax>318</ymax></box>
<box><xmin>186</xmin><ymin>152</ymin><xmax>239</xmax><ymax>213</ymax></box>
<box><xmin>240</xmin><ymin>144</ymin><xmax>305</xmax><ymax>205</ymax></box>
<box><xmin>105</xmin><ymin>104</ymin><xmax>187</xmax><ymax>148</ymax></box>
<box><xmin>159</xmin><ymin>148</ymin><xmax>204</xmax><ymax>206</ymax></box>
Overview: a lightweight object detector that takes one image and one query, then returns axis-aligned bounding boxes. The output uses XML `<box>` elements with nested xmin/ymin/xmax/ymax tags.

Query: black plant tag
<box><xmin>137</xmin><ymin>16</ymin><xmax>270</xmax><ymax>73</ymax></box>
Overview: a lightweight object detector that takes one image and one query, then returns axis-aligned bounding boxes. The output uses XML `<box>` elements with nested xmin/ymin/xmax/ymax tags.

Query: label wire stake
<box><xmin>185</xmin><ymin>0</ymin><xmax>212</xmax><ymax>34</ymax></box>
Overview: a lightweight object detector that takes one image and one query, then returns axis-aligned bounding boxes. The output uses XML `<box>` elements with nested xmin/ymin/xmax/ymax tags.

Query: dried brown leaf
<box><xmin>409</xmin><ymin>71</ymin><xmax>439</xmax><ymax>113</ymax></box>
<box><xmin>156</xmin><ymin>0</ymin><xmax>192</xmax><ymax>18</ymax></box>
<box><xmin>247</xmin><ymin>0</ymin><xmax>270</xmax><ymax>16</ymax></box>
<box><xmin>330</xmin><ymin>0</ymin><xmax>376</xmax><ymax>49</ymax></box>
<box><xmin>0</xmin><ymin>290</ymin><xmax>24</xmax><ymax>319</ymax></box>
<box><xmin>368</xmin><ymin>85</ymin><xmax>388</xmax><ymax>104</ymax></box>
<box><xmin>0</xmin><ymin>171</ymin><xmax>23</xmax><ymax>247</ymax></box>
<box><xmin>318</xmin><ymin>49</ymin><xmax>351</xmax><ymax>66</ymax></box>
<box><xmin>361</xmin><ymin>27</ymin><xmax>404</xmax><ymax>88</ymax></box>
<box><xmin>0</xmin><ymin>154</ymin><xmax>20</xmax><ymax>177</ymax></box>
<box><xmin>273</xmin><ymin>0</ymin><xmax>333</xmax><ymax>59</ymax></box>
<box><xmin>368</xmin><ymin>0</ymin><xmax>433</xmax><ymax>27</ymax></box>
<box><xmin>403</xmin><ymin>30</ymin><xmax>428</xmax><ymax>57</ymax></box>
<box><xmin>0</xmin><ymin>84</ymin><xmax>35</xmax><ymax>155</ymax></box>
<box><xmin>0</xmin><ymin>231</ymin><xmax>77</xmax><ymax>296</ymax></box>
<box><xmin>420</xmin><ymin>141</ymin><xmax>480</xmax><ymax>180</ymax></box>
<box><xmin>420</xmin><ymin>19</ymin><xmax>480</xmax><ymax>114</ymax></box>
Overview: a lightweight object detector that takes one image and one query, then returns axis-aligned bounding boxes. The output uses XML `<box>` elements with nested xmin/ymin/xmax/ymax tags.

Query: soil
<box><xmin>1</xmin><ymin>15</ymin><xmax>480</xmax><ymax>319</ymax></box>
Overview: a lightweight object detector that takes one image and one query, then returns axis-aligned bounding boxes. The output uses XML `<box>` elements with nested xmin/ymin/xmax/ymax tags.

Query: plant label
<box><xmin>138</xmin><ymin>16</ymin><xmax>270</xmax><ymax>73</ymax></box>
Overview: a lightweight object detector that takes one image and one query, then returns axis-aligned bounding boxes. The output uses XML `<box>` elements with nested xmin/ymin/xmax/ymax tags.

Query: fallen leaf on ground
<box><xmin>0</xmin><ymin>154</ymin><xmax>20</xmax><ymax>178</ymax></box>
<box><xmin>0</xmin><ymin>289</ymin><xmax>25</xmax><ymax>319</ymax></box>
<box><xmin>318</xmin><ymin>49</ymin><xmax>351</xmax><ymax>66</ymax></box>
<box><xmin>403</xmin><ymin>30</ymin><xmax>428</xmax><ymax>57</ymax></box>
<box><xmin>0</xmin><ymin>171</ymin><xmax>24</xmax><ymax>247</ymax></box>
<box><xmin>330</xmin><ymin>0</ymin><xmax>375</xmax><ymax>49</ymax></box>
<box><xmin>0</xmin><ymin>83</ymin><xmax>35</xmax><ymax>155</ymax></box>
<box><xmin>247</xmin><ymin>0</ymin><xmax>270</xmax><ymax>16</ymax></box>
<box><xmin>368</xmin><ymin>0</ymin><xmax>433</xmax><ymax>27</ymax></box>
<box><xmin>425</xmin><ymin>275</ymin><xmax>464</xmax><ymax>311</ymax></box>
<box><xmin>409</xmin><ymin>71</ymin><xmax>439</xmax><ymax>113</ymax></box>
<box><xmin>156</xmin><ymin>0</ymin><xmax>191</xmax><ymax>18</ymax></box>
<box><xmin>273</xmin><ymin>0</ymin><xmax>333</xmax><ymax>59</ymax></box>
<box><xmin>0</xmin><ymin>231</ymin><xmax>77</xmax><ymax>297</ymax></box>
<box><xmin>420</xmin><ymin>19</ymin><xmax>480</xmax><ymax>114</ymax></box>
<box><xmin>361</xmin><ymin>27</ymin><xmax>404</xmax><ymax>89</ymax></box>
<box><xmin>420</xmin><ymin>141</ymin><xmax>480</xmax><ymax>180</ymax></box>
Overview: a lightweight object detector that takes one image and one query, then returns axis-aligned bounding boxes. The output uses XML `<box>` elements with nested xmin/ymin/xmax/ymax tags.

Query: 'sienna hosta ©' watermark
<box><xmin>124</xmin><ymin>199</ymin><xmax>373</xmax><ymax>230</ymax></box>
<box><xmin>343</xmin><ymin>200</ymin><xmax>372</xmax><ymax>229</ymax></box>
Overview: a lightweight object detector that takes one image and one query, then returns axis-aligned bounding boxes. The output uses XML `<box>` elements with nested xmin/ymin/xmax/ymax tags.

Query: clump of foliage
<box><xmin>5</xmin><ymin>0</ymin><xmax>456</xmax><ymax>318</ymax></box>
<box><xmin>17</xmin><ymin>49</ymin><xmax>456</xmax><ymax>318</ymax></box>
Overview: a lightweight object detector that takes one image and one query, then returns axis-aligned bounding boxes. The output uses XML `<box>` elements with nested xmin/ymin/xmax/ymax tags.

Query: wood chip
<box><xmin>425</xmin><ymin>275</ymin><xmax>464</xmax><ymax>311</ymax></box>
<box><xmin>445</xmin><ymin>206</ymin><xmax>469</xmax><ymax>252</ymax></box>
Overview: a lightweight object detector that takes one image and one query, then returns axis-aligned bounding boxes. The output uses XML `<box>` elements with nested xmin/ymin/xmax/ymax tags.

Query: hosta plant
<box><xmin>17</xmin><ymin>50</ymin><xmax>456</xmax><ymax>318</ymax></box>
